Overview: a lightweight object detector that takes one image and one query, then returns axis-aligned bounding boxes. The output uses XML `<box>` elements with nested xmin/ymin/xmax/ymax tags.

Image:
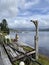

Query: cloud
<box><xmin>45</xmin><ymin>0</ymin><xmax>49</xmax><ymax>3</ymax></box>
<box><xmin>7</xmin><ymin>14</ymin><xmax>49</xmax><ymax>28</ymax></box>
<box><xmin>0</xmin><ymin>0</ymin><xmax>49</xmax><ymax>28</ymax></box>
<box><xmin>9</xmin><ymin>19</ymin><xmax>34</xmax><ymax>28</ymax></box>
<box><xmin>24</xmin><ymin>0</ymin><xmax>40</xmax><ymax>9</ymax></box>
<box><xmin>0</xmin><ymin>0</ymin><xmax>20</xmax><ymax>18</ymax></box>
<box><xmin>30</xmin><ymin>15</ymin><xmax>49</xmax><ymax>27</ymax></box>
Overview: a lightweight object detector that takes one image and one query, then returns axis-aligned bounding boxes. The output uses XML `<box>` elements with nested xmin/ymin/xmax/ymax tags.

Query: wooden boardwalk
<box><xmin>2</xmin><ymin>43</ymin><xmax>35</xmax><ymax>62</ymax></box>
<box><xmin>0</xmin><ymin>53</ymin><xmax>4</xmax><ymax>65</ymax></box>
<box><xmin>12</xmin><ymin>50</ymin><xmax>36</xmax><ymax>61</ymax></box>
<box><xmin>0</xmin><ymin>44</ymin><xmax>12</xmax><ymax>65</ymax></box>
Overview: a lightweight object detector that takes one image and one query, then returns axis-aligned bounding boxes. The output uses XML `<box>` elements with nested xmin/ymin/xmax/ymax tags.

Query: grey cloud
<box><xmin>0</xmin><ymin>0</ymin><xmax>20</xmax><ymax>19</ymax></box>
<box><xmin>0</xmin><ymin>0</ymin><xmax>49</xmax><ymax>28</ymax></box>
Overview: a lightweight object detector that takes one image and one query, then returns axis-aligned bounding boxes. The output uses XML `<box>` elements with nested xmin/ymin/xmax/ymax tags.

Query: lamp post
<box><xmin>30</xmin><ymin>20</ymin><xmax>38</xmax><ymax>60</ymax></box>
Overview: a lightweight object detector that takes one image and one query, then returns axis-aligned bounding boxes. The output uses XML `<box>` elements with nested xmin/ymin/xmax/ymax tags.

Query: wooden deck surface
<box><xmin>0</xmin><ymin>44</ymin><xmax>12</xmax><ymax>65</ymax></box>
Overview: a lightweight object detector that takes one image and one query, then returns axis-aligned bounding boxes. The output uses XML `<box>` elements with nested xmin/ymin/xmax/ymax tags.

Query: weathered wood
<box><xmin>2</xmin><ymin>43</ymin><xmax>35</xmax><ymax>62</ymax></box>
<box><xmin>12</xmin><ymin>50</ymin><xmax>36</xmax><ymax>61</ymax></box>
<box><xmin>31</xmin><ymin>20</ymin><xmax>39</xmax><ymax>60</ymax></box>
<box><xmin>34</xmin><ymin>35</ymin><xmax>38</xmax><ymax>59</ymax></box>
<box><xmin>35</xmin><ymin>21</ymin><xmax>38</xmax><ymax>60</ymax></box>
<box><xmin>0</xmin><ymin>44</ymin><xmax>12</xmax><ymax>65</ymax></box>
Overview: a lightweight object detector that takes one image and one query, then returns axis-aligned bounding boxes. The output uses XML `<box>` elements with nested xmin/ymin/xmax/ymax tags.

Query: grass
<box><xmin>21</xmin><ymin>45</ymin><xmax>35</xmax><ymax>52</ymax></box>
<box><xmin>13</xmin><ymin>54</ymin><xmax>49</xmax><ymax>65</ymax></box>
<box><xmin>38</xmin><ymin>54</ymin><xmax>49</xmax><ymax>65</ymax></box>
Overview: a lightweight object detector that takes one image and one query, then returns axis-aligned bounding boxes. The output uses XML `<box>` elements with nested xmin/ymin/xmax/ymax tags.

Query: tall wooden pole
<box><xmin>30</xmin><ymin>20</ymin><xmax>38</xmax><ymax>60</ymax></box>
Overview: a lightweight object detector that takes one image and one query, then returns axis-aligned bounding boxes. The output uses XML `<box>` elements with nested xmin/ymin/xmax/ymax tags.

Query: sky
<box><xmin>0</xmin><ymin>0</ymin><xmax>49</xmax><ymax>28</ymax></box>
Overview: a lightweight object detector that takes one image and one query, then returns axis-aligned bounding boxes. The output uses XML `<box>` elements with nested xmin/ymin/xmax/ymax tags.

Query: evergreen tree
<box><xmin>1</xmin><ymin>19</ymin><xmax>10</xmax><ymax>34</ymax></box>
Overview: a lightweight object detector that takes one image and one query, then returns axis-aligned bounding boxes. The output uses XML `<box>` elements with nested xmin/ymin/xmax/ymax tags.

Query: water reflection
<box><xmin>10</xmin><ymin>31</ymin><xmax>49</xmax><ymax>57</ymax></box>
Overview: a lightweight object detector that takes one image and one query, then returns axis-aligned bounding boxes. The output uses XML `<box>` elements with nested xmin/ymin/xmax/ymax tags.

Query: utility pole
<box><xmin>30</xmin><ymin>20</ymin><xmax>38</xmax><ymax>60</ymax></box>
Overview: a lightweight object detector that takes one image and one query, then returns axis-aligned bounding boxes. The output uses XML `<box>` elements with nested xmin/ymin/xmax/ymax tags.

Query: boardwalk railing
<box><xmin>7</xmin><ymin>44</ymin><xmax>43</xmax><ymax>65</ymax></box>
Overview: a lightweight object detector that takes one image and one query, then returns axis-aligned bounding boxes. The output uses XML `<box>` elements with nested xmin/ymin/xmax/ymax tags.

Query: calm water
<box><xmin>10</xmin><ymin>31</ymin><xmax>49</xmax><ymax>57</ymax></box>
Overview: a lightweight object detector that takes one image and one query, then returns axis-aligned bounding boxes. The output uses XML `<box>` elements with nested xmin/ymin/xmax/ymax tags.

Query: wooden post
<box><xmin>31</xmin><ymin>20</ymin><xmax>38</xmax><ymax>60</ymax></box>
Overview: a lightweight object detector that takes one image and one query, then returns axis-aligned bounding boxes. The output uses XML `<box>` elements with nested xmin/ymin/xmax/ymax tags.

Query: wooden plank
<box><xmin>12</xmin><ymin>50</ymin><xmax>35</xmax><ymax>61</ymax></box>
<box><xmin>0</xmin><ymin>44</ymin><xmax>12</xmax><ymax>65</ymax></box>
<box><xmin>0</xmin><ymin>52</ymin><xmax>4</xmax><ymax>65</ymax></box>
<box><xmin>2</xmin><ymin>43</ymin><xmax>36</xmax><ymax>62</ymax></box>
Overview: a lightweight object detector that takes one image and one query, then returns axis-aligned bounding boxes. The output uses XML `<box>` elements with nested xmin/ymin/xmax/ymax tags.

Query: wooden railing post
<box><xmin>31</xmin><ymin>20</ymin><xmax>38</xmax><ymax>60</ymax></box>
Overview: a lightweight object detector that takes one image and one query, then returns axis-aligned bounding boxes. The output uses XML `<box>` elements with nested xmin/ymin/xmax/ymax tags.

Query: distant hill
<box><xmin>10</xmin><ymin>28</ymin><xmax>49</xmax><ymax>32</ymax></box>
<box><xmin>39</xmin><ymin>28</ymin><xmax>49</xmax><ymax>31</ymax></box>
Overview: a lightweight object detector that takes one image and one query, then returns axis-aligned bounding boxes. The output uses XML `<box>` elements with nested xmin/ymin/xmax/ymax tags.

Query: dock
<box><xmin>0</xmin><ymin>44</ymin><xmax>12</xmax><ymax>65</ymax></box>
<box><xmin>3</xmin><ymin>42</ymin><xmax>36</xmax><ymax>60</ymax></box>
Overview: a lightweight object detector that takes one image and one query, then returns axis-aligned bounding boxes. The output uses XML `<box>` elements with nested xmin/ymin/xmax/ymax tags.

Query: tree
<box><xmin>1</xmin><ymin>19</ymin><xmax>10</xmax><ymax>34</ymax></box>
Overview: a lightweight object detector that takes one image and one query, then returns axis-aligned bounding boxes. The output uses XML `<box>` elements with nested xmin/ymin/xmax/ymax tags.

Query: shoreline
<box><xmin>18</xmin><ymin>41</ymin><xmax>49</xmax><ymax>58</ymax></box>
<box><xmin>20</xmin><ymin>42</ymin><xmax>49</xmax><ymax>58</ymax></box>
<box><xmin>39</xmin><ymin>47</ymin><xmax>49</xmax><ymax>58</ymax></box>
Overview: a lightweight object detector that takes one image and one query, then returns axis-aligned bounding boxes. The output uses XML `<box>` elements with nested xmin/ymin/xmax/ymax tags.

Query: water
<box><xmin>10</xmin><ymin>31</ymin><xmax>49</xmax><ymax>57</ymax></box>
